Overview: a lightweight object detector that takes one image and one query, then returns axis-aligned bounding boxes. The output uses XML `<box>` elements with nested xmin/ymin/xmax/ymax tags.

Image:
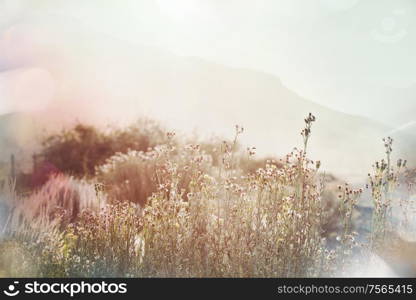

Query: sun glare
<box><xmin>155</xmin><ymin>0</ymin><xmax>203</xmax><ymax>21</ymax></box>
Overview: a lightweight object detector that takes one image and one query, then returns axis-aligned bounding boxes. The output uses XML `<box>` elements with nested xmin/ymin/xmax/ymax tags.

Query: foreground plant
<box><xmin>2</xmin><ymin>113</ymin><xmax>414</xmax><ymax>277</ymax></box>
<box><xmin>367</xmin><ymin>137</ymin><xmax>410</xmax><ymax>249</ymax></box>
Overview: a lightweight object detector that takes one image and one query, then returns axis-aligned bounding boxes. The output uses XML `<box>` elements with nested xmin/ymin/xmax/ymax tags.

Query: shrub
<box><xmin>39</xmin><ymin>119</ymin><xmax>170</xmax><ymax>177</ymax></box>
<box><xmin>95</xmin><ymin>136</ymin><xmax>214</xmax><ymax>207</ymax></box>
<box><xmin>95</xmin><ymin>150</ymin><xmax>158</xmax><ymax>206</ymax></box>
<box><xmin>10</xmin><ymin>175</ymin><xmax>104</xmax><ymax>229</ymax></box>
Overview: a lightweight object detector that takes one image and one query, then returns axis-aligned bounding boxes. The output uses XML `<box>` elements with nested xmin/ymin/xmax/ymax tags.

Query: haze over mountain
<box><xmin>0</xmin><ymin>18</ymin><xmax>415</xmax><ymax>181</ymax></box>
<box><xmin>323</xmin><ymin>82</ymin><xmax>416</xmax><ymax>128</ymax></box>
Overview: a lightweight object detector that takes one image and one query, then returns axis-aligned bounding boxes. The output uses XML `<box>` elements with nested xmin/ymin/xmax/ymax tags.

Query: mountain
<box><xmin>388</xmin><ymin>84</ymin><xmax>416</xmax><ymax>126</ymax></box>
<box><xmin>319</xmin><ymin>81</ymin><xmax>416</xmax><ymax>127</ymax></box>
<box><xmin>388</xmin><ymin>121</ymin><xmax>416</xmax><ymax>146</ymax></box>
<box><xmin>0</xmin><ymin>17</ymin><xmax>415</xmax><ymax>181</ymax></box>
<box><xmin>363</xmin><ymin>84</ymin><xmax>416</xmax><ymax>126</ymax></box>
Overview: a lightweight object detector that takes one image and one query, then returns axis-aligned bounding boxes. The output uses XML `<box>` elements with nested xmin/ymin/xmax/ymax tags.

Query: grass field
<box><xmin>0</xmin><ymin>113</ymin><xmax>415</xmax><ymax>277</ymax></box>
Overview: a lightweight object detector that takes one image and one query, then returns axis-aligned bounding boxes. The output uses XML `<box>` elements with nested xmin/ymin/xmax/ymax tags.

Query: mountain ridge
<box><xmin>0</xmin><ymin>18</ymin><xmax>415</xmax><ymax>180</ymax></box>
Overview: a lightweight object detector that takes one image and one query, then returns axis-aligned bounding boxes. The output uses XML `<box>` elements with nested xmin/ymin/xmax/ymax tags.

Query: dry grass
<box><xmin>1</xmin><ymin>113</ymin><xmax>415</xmax><ymax>277</ymax></box>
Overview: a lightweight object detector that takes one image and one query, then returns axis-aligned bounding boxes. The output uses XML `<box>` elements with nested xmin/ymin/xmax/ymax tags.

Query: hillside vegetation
<box><xmin>0</xmin><ymin>113</ymin><xmax>415</xmax><ymax>277</ymax></box>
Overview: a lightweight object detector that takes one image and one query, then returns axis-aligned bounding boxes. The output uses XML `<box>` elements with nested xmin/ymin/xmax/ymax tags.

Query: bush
<box><xmin>11</xmin><ymin>175</ymin><xmax>104</xmax><ymax>228</ymax></box>
<box><xmin>95</xmin><ymin>141</ymin><xmax>214</xmax><ymax>207</ymax></box>
<box><xmin>95</xmin><ymin>150</ymin><xmax>158</xmax><ymax>207</ymax></box>
<box><xmin>39</xmin><ymin>119</ymin><xmax>170</xmax><ymax>177</ymax></box>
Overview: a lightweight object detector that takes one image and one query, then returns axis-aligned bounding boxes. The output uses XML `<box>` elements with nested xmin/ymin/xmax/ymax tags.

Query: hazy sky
<box><xmin>1</xmin><ymin>0</ymin><xmax>416</xmax><ymax>180</ymax></box>
<box><xmin>0</xmin><ymin>0</ymin><xmax>415</xmax><ymax>122</ymax></box>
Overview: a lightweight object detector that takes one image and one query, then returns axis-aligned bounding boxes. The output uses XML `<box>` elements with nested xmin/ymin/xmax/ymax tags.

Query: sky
<box><xmin>1</xmin><ymin>0</ymin><xmax>416</xmax><ymax>181</ymax></box>
<box><xmin>0</xmin><ymin>0</ymin><xmax>415</xmax><ymax>123</ymax></box>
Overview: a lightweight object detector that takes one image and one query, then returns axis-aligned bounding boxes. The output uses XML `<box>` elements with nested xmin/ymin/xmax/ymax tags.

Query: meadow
<box><xmin>0</xmin><ymin>113</ymin><xmax>415</xmax><ymax>277</ymax></box>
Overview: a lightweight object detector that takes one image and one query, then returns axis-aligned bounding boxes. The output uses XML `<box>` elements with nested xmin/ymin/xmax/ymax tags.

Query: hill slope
<box><xmin>0</xmin><ymin>18</ymin><xmax>415</xmax><ymax>180</ymax></box>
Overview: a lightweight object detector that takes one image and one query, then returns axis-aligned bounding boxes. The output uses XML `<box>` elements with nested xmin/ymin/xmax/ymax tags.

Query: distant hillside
<box><xmin>323</xmin><ymin>82</ymin><xmax>416</xmax><ymax>127</ymax></box>
<box><xmin>0</xmin><ymin>18</ymin><xmax>415</xmax><ymax>180</ymax></box>
<box><xmin>389</xmin><ymin>85</ymin><xmax>416</xmax><ymax>127</ymax></box>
